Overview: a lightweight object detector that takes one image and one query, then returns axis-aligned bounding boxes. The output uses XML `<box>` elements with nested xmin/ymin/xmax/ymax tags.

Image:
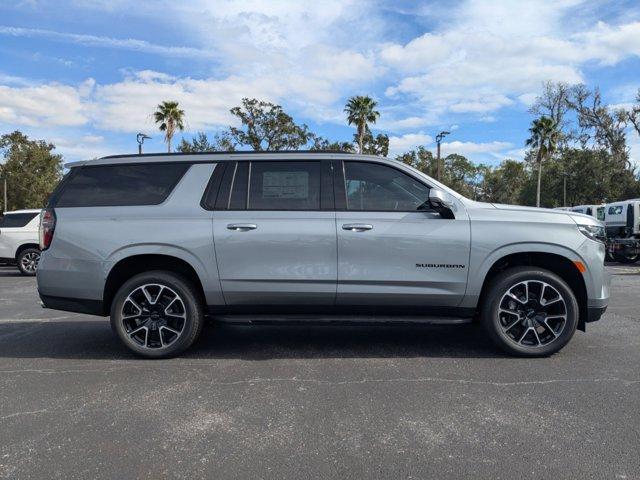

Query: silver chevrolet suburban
<box><xmin>36</xmin><ymin>152</ymin><xmax>609</xmax><ymax>358</ymax></box>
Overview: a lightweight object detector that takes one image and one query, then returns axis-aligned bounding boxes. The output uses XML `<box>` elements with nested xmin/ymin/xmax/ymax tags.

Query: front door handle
<box><xmin>342</xmin><ymin>223</ymin><xmax>373</xmax><ymax>232</ymax></box>
<box><xmin>227</xmin><ymin>223</ymin><xmax>257</xmax><ymax>231</ymax></box>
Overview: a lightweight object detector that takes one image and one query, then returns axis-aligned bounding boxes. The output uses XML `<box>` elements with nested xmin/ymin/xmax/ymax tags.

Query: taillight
<box><xmin>39</xmin><ymin>208</ymin><xmax>56</xmax><ymax>250</ymax></box>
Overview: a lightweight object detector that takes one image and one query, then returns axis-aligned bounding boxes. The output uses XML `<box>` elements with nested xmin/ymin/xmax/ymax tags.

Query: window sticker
<box><xmin>263</xmin><ymin>171</ymin><xmax>309</xmax><ymax>199</ymax></box>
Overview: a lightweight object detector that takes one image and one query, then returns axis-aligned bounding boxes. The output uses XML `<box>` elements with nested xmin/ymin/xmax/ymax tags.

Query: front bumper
<box><xmin>586</xmin><ymin>305</ymin><xmax>607</xmax><ymax>323</ymax></box>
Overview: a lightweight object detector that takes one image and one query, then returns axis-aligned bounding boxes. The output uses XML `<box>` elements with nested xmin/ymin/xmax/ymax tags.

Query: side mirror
<box><xmin>429</xmin><ymin>188</ymin><xmax>454</xmax><ymax>209</ymax></box>
<box><xmin>428</xmin><ymin>188</ymin><xmax>455</xmax><ymax>219</ymax></box>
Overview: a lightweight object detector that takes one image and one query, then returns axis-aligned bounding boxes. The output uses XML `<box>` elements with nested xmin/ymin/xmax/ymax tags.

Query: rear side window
<box><xmin>55</xmin><ymin>163</ymin><xmax>190</xmax><ymax>207</ymax></box>
<box><xmin>248</xmin><ymin>162</ymin><xmax>321</xmax><ymax>210</ymax></box>
<box><xmin>0</xmin><ymin>212</ymin><xmax>39</xmax><ymax>228</ymax></box>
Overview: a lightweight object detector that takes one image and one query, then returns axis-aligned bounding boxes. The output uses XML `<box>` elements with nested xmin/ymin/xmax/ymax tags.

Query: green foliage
<box><xmin>344</xmin><ymin>96</ymin><xmax>380</xmax><ymax>154</ymax></box>
<box><xmin>480</xmin><ymin>160</ymin><xmax>527</xmax><ymax>204</ymax></box>
<box><xmin>519</xmin><ymin>148</ymin><xmax>640</xmax><ymax>207</ymax></box>
<box><xmin>396</xmin><ymin>147</ymin><xmax>436</xmax><ymax>176</ymax></box>
<box><xmin>154</xmin><ymin>101</ymin><xmax>185</xmax><ymax>153</ymax></box>
<box><xmin>228</xmin><ymin>98</ymin><xmax>312</xmax><ymax>151</ymax></box>
<box><xmin>360</xmin><ymin>128</ymin><xmax>389</xmax><ymax>157</ymax></box>
<box><xmin>309</xmin><ymin>136</ymin><xmax>354</xmax><ymax>152</ymax></box>
<box><xmin>0</xmin><ymin>131</ymin><xmax>63</xmax><ymax>211</ymax></box>
<box><xmin>526</xmin><ymin>116</ymin><xmax>561</xmax><ymax>207</ymax></box>
<box><xmin>395</xmin><ymin>148</ymin><xmax>483</xmax><ymax>199</ymax></box>
<box><xmin>177</xmin><ymin>131</ymin><xmax>236</xmax><ymax>152</ymax></box>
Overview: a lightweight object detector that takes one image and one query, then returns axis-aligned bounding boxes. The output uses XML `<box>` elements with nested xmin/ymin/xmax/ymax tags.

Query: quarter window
<box><xmin>55</xmin><ymin>163</ymin><xmax>190</xmax><ymax>207</ymax></box>
<box><xmin>344</xmin><ymin>162</ymin><xmax>430</xmax><ymax>211</ymax></box>
<box><xmin>0</xmin><ymin>212</ymin><xmax>39</xmax><ymax>228</ymax></box>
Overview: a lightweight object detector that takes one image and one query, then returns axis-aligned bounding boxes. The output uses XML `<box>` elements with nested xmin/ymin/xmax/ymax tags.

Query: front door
<box><xmin>212</xmin><ymin>160</ymin><xmax>337</xmax><ymax>306</ymax></box>
<box><xmin>335</xmin><ymin>161</ymin><xmax>471</xmax><ymax>308</ymax></box>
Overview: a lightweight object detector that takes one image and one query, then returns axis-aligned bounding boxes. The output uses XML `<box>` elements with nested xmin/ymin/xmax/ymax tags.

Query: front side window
<box><xmin>344</xmin><ymin>162</ymin><xmax>430</xmax><ymax>211</ymax></box>
<box><xmin>248</xmin><ymin>162</ymin><xmax>321</xmax><ymax>210</ymax></box>
<box><xmin>0</xmin><ymin>212</ymin><xmax>39</xmax><ymax>228</ymax></box>
<box><xmin>55</xmin><ymin>163</ymin><xmax>190</xmax><ymax>207</ymax></box>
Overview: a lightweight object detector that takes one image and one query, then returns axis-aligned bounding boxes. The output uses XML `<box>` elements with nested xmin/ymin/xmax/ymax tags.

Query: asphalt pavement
<box><xmin>0</xmin><ymin>264</ymin><xmax>638</xmax><ymax>479</ymax></box>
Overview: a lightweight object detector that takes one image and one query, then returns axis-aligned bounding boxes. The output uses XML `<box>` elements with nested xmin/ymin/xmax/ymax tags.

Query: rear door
<box><xmin>210</xmin><ymin>160</ymin><xmax>337</xmax><ymax>306</ymax></box>
<box><xmin>335</xmin><ymin>160</ymin><xmax>470</xmax><ymax>308</ymax></box>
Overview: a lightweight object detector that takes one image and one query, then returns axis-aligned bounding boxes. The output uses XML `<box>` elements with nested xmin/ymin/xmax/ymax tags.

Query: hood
<box><xmin>491</xmin><ymin>203</ymin><xmax>602</xmax><ymax>226</ymax></box>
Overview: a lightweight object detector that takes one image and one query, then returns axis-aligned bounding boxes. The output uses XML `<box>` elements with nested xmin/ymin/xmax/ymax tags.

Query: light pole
<box><xmin>435</xmin><ymin>131</ymin><xmax>450</xmax><ymax>181</ymax></box>
<box><xmin>136</xmin><ymin>133</ymin><xmax>151</xmax><ymax>155</ymax></box>
<box><xmin>3</xmin><ymin>177</ymin><xmax>6</xmax><ymax>213</ymax></box>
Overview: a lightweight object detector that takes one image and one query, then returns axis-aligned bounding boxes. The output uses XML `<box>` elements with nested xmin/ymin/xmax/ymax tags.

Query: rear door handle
<box><xmin>227</xmin><ymin>223</ymin><xmax>257</xmax><ymax>231</ymax></box>
<box><xmin>342</xmin><ymin>224</ymin><xmax>373</xmax><ymax>232</ymax></box>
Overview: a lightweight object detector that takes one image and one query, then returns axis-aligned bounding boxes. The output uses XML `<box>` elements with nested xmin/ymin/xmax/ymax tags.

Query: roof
<box><xmin>64</xmin><ymin>150</ymin><xmax>377</xmax><ymax>168</ymax></box>
<box><xmin>2</xmin><ymin>209</ymin><xmax>41</xmax><ymax>215</ymax></box>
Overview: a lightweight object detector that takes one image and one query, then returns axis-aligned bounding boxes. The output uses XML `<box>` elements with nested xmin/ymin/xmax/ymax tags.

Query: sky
<box><xmin>0</xmin><ymin>0</ymin><xmax>639</xmax><ymax>166</ymax></box>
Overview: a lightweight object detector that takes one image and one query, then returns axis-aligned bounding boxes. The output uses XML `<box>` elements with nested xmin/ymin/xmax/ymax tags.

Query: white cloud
<box><xmin>379</xmin><ymin>0</ymin><xmax>640</xmax><ymax>118</ymax></box>
<box><xmin>0</xmin><ymin>26</ymin><xmax>217</xmax><ymax>59</ymax></box>
<box><xmin>51</xmin><ymin>134</ymin><xmax>118</xmax><ymax>160</ymax></box>
<box><xmin>388</xmin><ymin>132</ymin><xmax>433</xmax><ymax>157</ymax></box>
<box><xmin>0</xmin><ymin>81</ymin><xmax>91</xmax><ymax>127</ymax></box>
<box><xmin>440</xmin><ymin>141</ymin><xmax>513</xmax><ymax>157</ymax></box>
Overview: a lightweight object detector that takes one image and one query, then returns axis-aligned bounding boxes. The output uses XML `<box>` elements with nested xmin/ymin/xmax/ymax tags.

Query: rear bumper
<box><xmin>39</xmin><ymin>293</ymin><xmax>106</xmax><ymax>316</ymax></box>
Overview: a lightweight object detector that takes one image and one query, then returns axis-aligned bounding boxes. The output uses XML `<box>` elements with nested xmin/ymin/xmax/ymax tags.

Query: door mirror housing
<box><xmin>428</xmin><ymin>188</ymin><xmax>455</xmax><ymax>219</ymax></box>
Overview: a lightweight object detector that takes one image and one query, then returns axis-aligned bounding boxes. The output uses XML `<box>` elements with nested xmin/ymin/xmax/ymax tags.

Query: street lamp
<box><xmin>136</xmin><ymin>133</ymin><xmax>151</xmax><ymax>155</ymax></box>
<box><xmin>435</xmin><ymin>131</ymin><xmax>450</xmax><ymax>181</ymax></box>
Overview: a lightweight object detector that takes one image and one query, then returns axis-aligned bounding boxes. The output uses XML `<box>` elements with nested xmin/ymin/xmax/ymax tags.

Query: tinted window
<box><xmin>248</xmin><ymin>162</ymin><xmax>321</xmax><ymax>210</ymax></box>
<box><xmin>609</xmin><ymin>206</ymin><xmax>623</xmax><ymax>215</ymax></box>
<box><xmin>0</xmin><ymin>212</ymin><xmax>39</xmax><ymax>228</ymax></box>
<box><xmin>56</xmin><ymin>163</ymin><xmax>190</xmax><ymax>207</ymax></box>
<box><xmin>596</xmin><ymin>207</ymin><xmax>605</xmax><ymax>221</ymax></box>
<box><xmin>344</xmin><ymin>162</ymin><xmax>430</xmax><ymax>211</ymax></box>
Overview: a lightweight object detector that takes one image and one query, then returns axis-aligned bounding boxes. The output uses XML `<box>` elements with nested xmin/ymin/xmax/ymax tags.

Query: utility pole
<box><xmin>3</xmin><ymin>177</ymin><xmax>6</xmax><ymax>213</ymax></box>
<box><xmin>136</xmin><ymin>133</ymin><xmax>151</xmax><ymax>155</ymax></box>
<box><xmin>563</xmin><ymin>173</ymin><xmax>567</xmax><ymax>207</ymax></box>
<box><xmin>435</xmin><ymin>131</ymin><xmax>450</xmax><ymax>181</ymax></box>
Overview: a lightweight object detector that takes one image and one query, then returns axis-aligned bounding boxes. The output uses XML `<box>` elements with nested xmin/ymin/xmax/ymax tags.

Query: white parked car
<box><xmin>0</xmin><ymin>209</ymin><xmax>42</xmax><ymax>275</ymax></box>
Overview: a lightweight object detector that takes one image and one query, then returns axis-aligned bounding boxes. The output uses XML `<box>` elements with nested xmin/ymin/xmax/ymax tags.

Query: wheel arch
<box><xmin>476</xmin><ymin>251</ymin><xmax>588</xmax><ymax>331</ymax></box>
<box><xmin>15</xmin><ymin>243</ymin><xmax>40</xmax><ymax>259</ymax></box>
<box><xmin>103</xmin><ymin>254</ymin><xmax>207</xmax><ymax>316</ymax></box>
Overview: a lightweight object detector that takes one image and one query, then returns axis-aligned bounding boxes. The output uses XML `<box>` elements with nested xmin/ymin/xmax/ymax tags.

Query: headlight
<box><xmin>577</xmin><ymin>224</ymin><xmax>606</xmax><ymax>243</ymax></box>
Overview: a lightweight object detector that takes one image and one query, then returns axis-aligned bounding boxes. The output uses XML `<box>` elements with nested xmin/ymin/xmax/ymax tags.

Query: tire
<box><xmin>17</xmin><ymin>248</ymin><xmax>40</xmax><ymax>276</ymax></box>
<box><xmin>480</xmin><ymin>267</ymin><xmax>579</xmax><ymax>357</ymax></box>
<box><xmin>612</xmin><ymin>252</ymin><xmax>639</xmax><ymax>264</ymax></box>
<box><xmin>110</xmin><ymin>271</ymin><xmax>204</xmax><ymax>358</ymax></box>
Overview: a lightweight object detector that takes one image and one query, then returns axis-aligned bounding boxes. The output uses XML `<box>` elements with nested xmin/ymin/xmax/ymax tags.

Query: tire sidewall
<box><xmin>481</xmin><ymin>267</ymin><xmax>579</xmax><ymax>357</ymax></box>
<box><xmin>17</xmin><ymin>248</ymin><xmax>40</xmax><ymax>276</ymax></box>
<box><xmin>110</xmin><ymin>271</ymin><xmax>203</xmax><ymax>358</ymax></box>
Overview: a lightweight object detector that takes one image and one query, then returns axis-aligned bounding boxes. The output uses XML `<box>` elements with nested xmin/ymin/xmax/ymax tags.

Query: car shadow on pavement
<box><xmin>0</xmin><ymin>320</ymin><xmax>505</xmax><ymax>360</ymax></box>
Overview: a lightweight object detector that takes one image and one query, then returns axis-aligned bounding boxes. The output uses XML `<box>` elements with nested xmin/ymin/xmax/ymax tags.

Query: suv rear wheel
<box><xmin>480</xmin><ymin>267</ymin><xmax>579</xmax><ymax>357</ymax></box>
<box><xmin>17</xmin><ymin>248</ymin><xmax>40</xmax><ymax>276</ymax></box>
<box><xmin>110</xmin><ymin>271</ymin><xmax>204</xmax><ymax>358</ymax></box>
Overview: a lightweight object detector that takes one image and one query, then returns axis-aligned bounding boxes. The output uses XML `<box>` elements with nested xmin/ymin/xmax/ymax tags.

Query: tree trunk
<box><xmin>358</xmin><ymin>124</ymin><xmax>364</xmax><ymax>154</ymax></box>
<box><xmin>536</xmin><ymin>149</ymin><xmax>543</xmax><ymax>207</ymax></box>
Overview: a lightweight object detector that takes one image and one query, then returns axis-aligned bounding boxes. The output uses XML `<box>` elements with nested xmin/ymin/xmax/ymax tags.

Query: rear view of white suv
<box><xmin>0</xmin><ymin>209</ymin><xmax>41</xmax><ymax>275</ymax></box>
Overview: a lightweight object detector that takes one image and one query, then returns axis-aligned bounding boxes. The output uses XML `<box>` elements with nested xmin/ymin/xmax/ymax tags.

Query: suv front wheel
<box><xmin>110</xmin><ymin>271</ymin><xmax>204</xmax><ymax>358</ymax></box>
<box><xmin>481</xmin><ymin>267</ymin><xmax>579</xmax><ymax>357</ymax></box>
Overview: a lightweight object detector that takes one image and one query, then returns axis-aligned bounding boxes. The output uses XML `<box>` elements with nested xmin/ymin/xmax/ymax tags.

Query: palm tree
<box><xmin>526</xmin><ymin>116</ymin><xmax>560</xmax><ymax>207</ymax></box>
<box><xmin>344</xmin><ymin>96</ymin><xmax>380</xmax><ymax>154</ymax></box>
<box><xmin>153</xmin><ymin>101</ymin><xmax>185</xmax><ymax>153</ymax></box>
